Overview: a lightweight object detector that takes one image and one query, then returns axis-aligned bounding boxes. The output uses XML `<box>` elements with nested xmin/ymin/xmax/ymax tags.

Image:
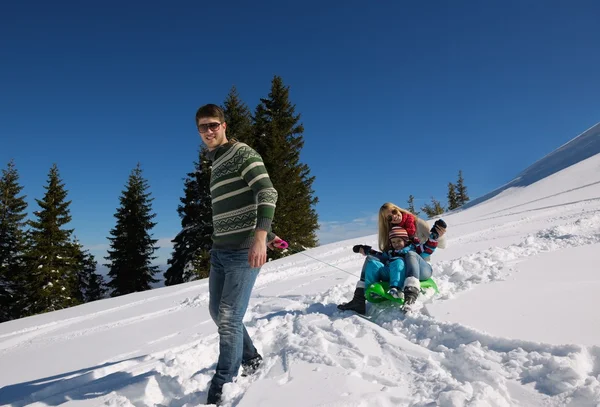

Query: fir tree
<box><xmin>455</xmin><ymin>170</ymin><xmax>470</xmax><ymax>206</ymax></box>
<box><xmin>25</xmin><ymin>164</ymin><xmax>79</xmax><ymax>315</ymax></box>
<box><xmin>71</xmin><ymin>239</ymin><xmax>106</xmax><ymax>302</ymax></box>
<box><xmin>252</xmin><ymin>76</ymin><xmax>319</xmax><ymax>258</ymax></box>
<box><xmin>164</xmin><ymin>148</ymin><xmax>213</xmax><ymax>285</ymax></box>
<box><xmin>433</xmin><ymin>199</ymin><xmax>446</xmax><ymax>216</ymax></box>
<box><xmin>407</xmin><ymin>195</ymin><xmax>419</xmax><ymax>216</ymax></box>
<box><xmin>223</xmin><ymin>85</ymin><xmax>254</xmax><ymax>146</ymax></box>
<box><xmin>0</xmin><ymin>160</ymin><xmax>29</xmax><ymax>321</ymax></box>
<box><xmin>421</xmin><ymin>202</ymin><xmax>435</xmax><ymax>219</ymax></box>
<box><xmin>105</xmin><ymin>164</ymin><xmax>159</xmax><ymax>296</ymax></box>
<box><xmin>86</xmin><ymin>268</ymin><xmax>108</xmax><ymax>301</ymax></box>
<box><xmin>184</xmin><ymin>248</ymin><xmax>211</xmax><ymax>281</ymax></box>
<box><xmin>421</xmin><ymin>197</ymin><xmax>446</xmax><ymax>218</ymax></box>
<box><xmin>447</xmin><ymin>182</ymin><xmax>460</xmax><ymax>210</ymax></box>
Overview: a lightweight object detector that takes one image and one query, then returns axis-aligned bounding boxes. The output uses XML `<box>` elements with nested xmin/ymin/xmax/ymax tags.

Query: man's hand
<box><xmin>249</xmin><ymin>229</ymin><xmax>268</xmax><ymax>268</ymax></box>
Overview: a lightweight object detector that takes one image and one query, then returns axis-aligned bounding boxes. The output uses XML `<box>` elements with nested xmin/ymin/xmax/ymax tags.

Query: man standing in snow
<box><xmin>195</xmin><ymin>104</ymin><xmax>279</xmax><ymax>405</ymax></box>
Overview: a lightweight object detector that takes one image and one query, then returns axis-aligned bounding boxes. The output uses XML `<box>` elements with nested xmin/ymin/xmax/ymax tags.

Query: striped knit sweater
<box><xmin>206</xmin><ymin>141</ymin><xmax>278</xmax><ymax>249</ymax></box>
<box><xmin>410</xmin><ymin>235</ymin><xmax>439</xmax><ymax>258</ymax></box>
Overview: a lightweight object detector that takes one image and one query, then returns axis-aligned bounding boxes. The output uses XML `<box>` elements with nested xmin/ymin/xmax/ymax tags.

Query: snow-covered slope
<box><xmin>463</xmin><ymin>121</ymin><xmax>600</xmax><ymax>209</ymax></box>
<box><xmin>1</xmin><ymin>130</ymin><xmax>600</xmax><ymax>406</ymax></box>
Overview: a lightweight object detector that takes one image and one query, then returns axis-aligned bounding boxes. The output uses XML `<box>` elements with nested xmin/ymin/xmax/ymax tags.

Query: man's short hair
<box><xmin>195</xmin><ymin>104</ymin><xmax>225</xmax><ymax>127</ymax></box>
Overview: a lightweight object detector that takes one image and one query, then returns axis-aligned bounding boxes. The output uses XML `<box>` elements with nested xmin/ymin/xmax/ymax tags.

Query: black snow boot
<box><xmin>337</xmin><ymin>286</ymin><xmax>366</xmax><ymax>315</ymax></box>
<box><xmin>206</xmin><ymin>384</ymin><xmax>222</xmax><ymax>405</ymax></box>
<box><xmin>403</xmin><ymin>286</ymin><xmax>419</xmax><ymax>306</ymax></box>
<box><xmin>241</xmin><ymin>354</ymin><xmax>263</xmax><ymax>377</ymax></box>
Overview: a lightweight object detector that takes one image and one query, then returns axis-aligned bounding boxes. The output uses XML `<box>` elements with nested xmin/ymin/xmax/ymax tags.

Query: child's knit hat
<box><xmin>389</xmin><ymin>226</ymin><xmax>409</xmax><ymax>241</ymax></box>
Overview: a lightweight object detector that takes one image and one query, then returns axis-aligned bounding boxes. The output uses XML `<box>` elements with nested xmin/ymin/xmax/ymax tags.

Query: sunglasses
<box><xmin>386</xmin><ymin>208</ymin><xmax>399</xmax><ymax>221</ymax></box>
<box><xmin>198</xmin><ymin>122</ymin><xmax>222</xmax><ymax>133</ymax></box>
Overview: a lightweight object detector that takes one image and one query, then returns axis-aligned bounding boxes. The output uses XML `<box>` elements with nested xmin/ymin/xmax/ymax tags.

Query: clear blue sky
<box><xmin>1</xmin><ymin>0</ymin><xmax>599</xmax><ymax>267</ymax></box>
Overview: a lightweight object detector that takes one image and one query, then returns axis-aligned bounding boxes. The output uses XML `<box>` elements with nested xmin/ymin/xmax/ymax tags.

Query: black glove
<box><xmin>353</xmin><ymin>244</ymin><xmax>372</xmax><ymax>254</ymax></box>
<box><xmin>430</xmin><ymin>219</ymin><xmax>447</xmax><ymax>240</ymax></box>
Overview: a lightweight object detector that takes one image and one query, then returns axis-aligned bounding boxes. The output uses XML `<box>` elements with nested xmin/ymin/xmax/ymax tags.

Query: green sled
<box><xmin>365</xmin><ymin>278</ymin><xmax>439</xmax><ymax>304</ymax></box>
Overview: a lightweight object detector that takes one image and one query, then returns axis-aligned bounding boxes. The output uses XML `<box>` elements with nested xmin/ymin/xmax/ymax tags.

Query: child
<box><xmin>353</xmin><ymin>226</ymin><xmax>412</xmax><ymax>299</ymax></box>
<box><xmin>354</xmin><ymin>219</ymin><xmax>447</xmax><ymax>304</ymax></box>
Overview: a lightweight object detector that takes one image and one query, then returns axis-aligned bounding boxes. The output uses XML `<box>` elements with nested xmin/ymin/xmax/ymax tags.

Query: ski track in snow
<box><xmin>6</xmin><ymin>209</ymin><xmax>600</xmax><ymax>406</ymax></box>
<box><xmin>0</xmin><ymin>283</ymin><xmax>208</xmax><ymax>355</ymax></box>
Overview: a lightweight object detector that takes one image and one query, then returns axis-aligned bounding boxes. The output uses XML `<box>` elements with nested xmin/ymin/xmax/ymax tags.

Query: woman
<box><xmin>337</xmin><ymin>202</ymin><xmax>446</xmax><ymax>314</ymax></box>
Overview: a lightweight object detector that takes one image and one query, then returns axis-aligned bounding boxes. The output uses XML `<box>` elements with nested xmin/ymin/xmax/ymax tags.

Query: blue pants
<box><xmin>358</xmin><ymin>252</ymin><xmax>433</xmax><ymax>289</ymax></box>
<box><xmin>208</xmin><ymin>249</ymin><xmax>260</xmax><ymax>390</ymax></box>
<box><xmin>363</xmin><ymin>255</ymin><xmax>405</xmax><ymax>288</ymax></box>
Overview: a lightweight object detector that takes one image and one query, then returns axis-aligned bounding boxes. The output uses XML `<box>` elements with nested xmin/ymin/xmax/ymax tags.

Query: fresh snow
<box><xmin>1</xmin><ymin>128</ymin><xmax>600</xmax><ymax>406</ymax></box>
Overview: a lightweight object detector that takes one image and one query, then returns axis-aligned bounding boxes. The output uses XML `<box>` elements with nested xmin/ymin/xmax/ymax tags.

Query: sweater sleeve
<box><xmin>414</xmin><ymin>234</ymin><xmax>439</xmax><ymax>259</ymax></box>
<box><xmin>367</xmin><ymin>248</ymin><xmax>388</xmax><ymax>262</ymax></box>
<box><xmin>239</xmin><ymin>146</ymin><xmax>278</xmax><ymax>232</ymax></box>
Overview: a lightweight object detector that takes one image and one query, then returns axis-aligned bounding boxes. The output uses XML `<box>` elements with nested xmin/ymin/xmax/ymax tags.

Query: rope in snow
<box><xmin>281</xmin><ymin>248</ymin><xmax>361</xmax><ymax>278</ymax></box>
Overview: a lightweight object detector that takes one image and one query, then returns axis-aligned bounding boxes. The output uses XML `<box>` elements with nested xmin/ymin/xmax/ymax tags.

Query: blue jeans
<box><xmin>358</xmin><ymin>252</ymin><xmax>432</xmax><ymax>288</ymax></box>
<box><xmin>404</xmin><ymin>251</ymin><xmax>433</xmax><ymax>281</ymax></box>
<box><xmin>208</xmin><ymin>249</ymin><xmax>260</xmax><ymax>390</ymax></box>
<box><xmin>363</xmin><ymin>256</ymin><xmax>405</xmax><ymax>288</ymax></box>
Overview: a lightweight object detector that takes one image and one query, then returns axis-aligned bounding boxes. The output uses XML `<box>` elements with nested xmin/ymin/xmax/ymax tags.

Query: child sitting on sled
<box><xmin>353</xmin><ymin>219</ymin><xmax>447</xmax><ymax>305</ymax></box>
<box><xmin>353</xmin><ymin>226</ymin><xmax>412</xmax><ymax>300</ymax></box>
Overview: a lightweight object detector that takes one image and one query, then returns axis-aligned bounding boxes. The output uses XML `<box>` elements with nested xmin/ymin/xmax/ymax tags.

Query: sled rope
<box><xmin>280</xmin><ymin>247</ymin><xmax>360</xmax><ymax>278</ymax></box>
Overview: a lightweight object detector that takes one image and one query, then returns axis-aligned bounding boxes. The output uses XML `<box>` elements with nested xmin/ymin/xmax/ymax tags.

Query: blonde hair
<box><xmin>377</xmin><ymin>202</ymin><xmax>431</xmax><ymax>251</ymax></box>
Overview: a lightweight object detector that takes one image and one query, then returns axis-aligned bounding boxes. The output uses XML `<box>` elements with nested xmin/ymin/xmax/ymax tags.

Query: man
<box><xmin>195</xmin><ymin>103</ymin><xmax>280</xmax><ymax>405</ymax></box>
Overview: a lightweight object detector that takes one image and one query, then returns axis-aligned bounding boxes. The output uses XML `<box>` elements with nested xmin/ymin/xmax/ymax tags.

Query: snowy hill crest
<box><xmin>465</xmin><ymin>122</ymin><xmax>600</xmax><ymax>209</ymax></box>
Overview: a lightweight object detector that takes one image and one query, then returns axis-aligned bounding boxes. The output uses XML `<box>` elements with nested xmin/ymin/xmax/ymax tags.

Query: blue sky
<box><xmin>1</xmin><ymin>0</ymin><xmax>599</xmax><ymax>268</ymax></box>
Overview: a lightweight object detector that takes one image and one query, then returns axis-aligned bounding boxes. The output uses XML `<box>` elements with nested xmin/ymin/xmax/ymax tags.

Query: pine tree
<box><xmin>407</xmin><ymin>195</ymin><xmax>419</xmax><ymax>216</ymax></box>
<box><xmin>223</xmin><ymin>85</ymin><xmax>254</xmax><ymax>146</ymax></box>
<box><xmin>252</xmin><ymin>76</ymin><xmax>319</xmax><ymax>258</ymax></box>
<box><xmin>25</xmin><ymin>164</ymin><xmax>79</xmax><ymax>315</ymax></box>
<box><xmin>105</xmin><ymin>164</ymin><xmax>160</xmax><ymax>296</ymax></box>
<box><xmin>71</xmin><ymin>239</ymin><xmax>106</xmax><ymax>302</ymax></box>
<box><xmin>432</xmin><ymin>197</ymin><xmax>446</xmax><ymax>215</ymax></box>
<box><xmin>164</xmin><ymin>148</ymin><xmax>213</xmax><ymax>286</ymax></box>
<box><xmin>447</xmin><ymin>182</ymin><xmax>460</xmax><ymax>210</ymax></box>
<box><xmin>421</xmin><ymin>197</ymin><xmax>446</xmax><ymax>218</ymax></box>
<box><xmin>455</xmin><ymin>170</ymin><xmax>470</xmax><ymax>206</ymax></box>
<box><xmin>185</xmin><ymin>248</ymin><xmax>211</xmax><ymax>281</ymax></box>
<box><xmin>86</xmin><ymin>268</ymin><xmax>107</xmax><ymax>301</ymax></box>
<box><xmin>0</xmin><ymin>160</ymin><xmax>29</xmax><ymax>321</ymax></box>
<box><xmin>421</xmin><ymin>202</ymin><xmax>434</xmax><ymax>218</ymax></box>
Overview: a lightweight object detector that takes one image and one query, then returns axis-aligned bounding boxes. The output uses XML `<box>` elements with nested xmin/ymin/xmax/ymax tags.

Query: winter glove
<box><xmin>430</xmin><ymin>219</ymin><xmax>447</xmax><ymax>240</ymax></box>
<box><xmin>352</xmin><ymin>244</ymin><xmax>372</xmax><ymax>254</ymax></box>
<box><xmin>268</xmin><ymin>236</ymin><xmax>288</xmax><ymax>250</ymax></box>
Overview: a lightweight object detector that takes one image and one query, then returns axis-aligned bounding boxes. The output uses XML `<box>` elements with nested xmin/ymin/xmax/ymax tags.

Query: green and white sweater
<box><xmin>207</xmin><ymin>141</ymin><xmax>278</xmax><ymax>250</ymax></box>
